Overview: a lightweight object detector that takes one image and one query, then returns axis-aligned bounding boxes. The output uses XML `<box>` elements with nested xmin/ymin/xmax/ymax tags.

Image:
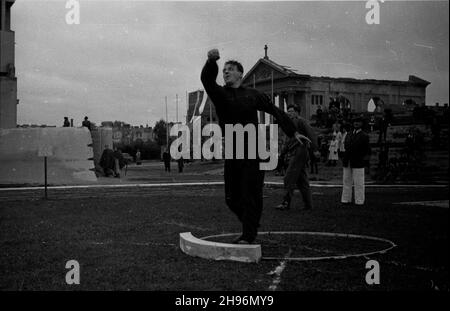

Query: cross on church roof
<box><xmin>264</xmin><ymin>44</ymin><xmax>269</xmax><ymax>60</ymax></box>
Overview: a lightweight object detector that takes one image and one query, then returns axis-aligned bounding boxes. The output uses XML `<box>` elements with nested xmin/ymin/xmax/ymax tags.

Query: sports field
<box><xmin>0</xmin><ymin>166</ymin><xmax>448</xmax><ymax>291</ymax></box>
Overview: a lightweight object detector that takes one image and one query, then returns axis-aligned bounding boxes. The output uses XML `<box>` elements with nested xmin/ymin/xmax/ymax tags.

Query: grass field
<box><xmin>0</xmin><ymin>183</ymin><xmax>448</xmax><ymax>291</ymax></box>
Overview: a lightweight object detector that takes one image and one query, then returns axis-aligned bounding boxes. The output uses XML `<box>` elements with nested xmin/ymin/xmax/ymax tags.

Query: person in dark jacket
<box><xmin>135</xmin><ymin>149</ymin><xmax>142</xmax><ymax>165</ymax></box>
<box><xmin>112</xmin><ymin>147</ymin><xmax>126</xmax><ymax>178</ymax></box>
<box><xmin>163</xmin><ymin>149</ymin><xmax>171</xmax><ymax>172</ymax></box>
<box><xmin>309</xmin><ymin>147</ymin><xmax>319</xmax><ymax>175</ymax></box>
<box><xmin>82</xmin><ymin>116</ymin><xmax>92</xmax><ymax>131</ymax></box>
<box><xmin>275</xmin><ymin>104</ymin><xmax>319</xmax><ymax>210</ymax></box>
<box><xmin>201</xmin><ymin>48</ymin><xmax>307</xmax><ymax>244</ymax></box>
<box><xmin>341</xmin><ymin>115</ymin><xmax>371</xmax><ymax>206</ymax></box>
<box><xmin>63</xmin><ymin>117</ymin><xmax>70</xmax><ymax>127</ymax></box>
<box><xmin>177</xmin><ymin>156</ymin><xmax>184</xmax><ymax>173</ymax></box>
<box><xmin>99</xmin><ymin>145</ymin><xmax>116</xmax><ymax>177</ymax></box>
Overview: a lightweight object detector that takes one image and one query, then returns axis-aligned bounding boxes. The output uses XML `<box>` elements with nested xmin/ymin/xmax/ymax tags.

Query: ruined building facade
<box><xmin>0</xmin><ymin>0</ymin><xmax>17</xmax><ymax>128</ymax></box>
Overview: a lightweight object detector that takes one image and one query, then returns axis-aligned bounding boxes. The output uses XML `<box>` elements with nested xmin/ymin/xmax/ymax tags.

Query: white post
<box><xmin>176</xmin><ymin>94</ymin><xmax>179</xmax><ymax>123</ymax></box>
<box><xmin>165</xmin><ymin>96</ymin><xmax>169</xmax><ymax>147</ymax></box>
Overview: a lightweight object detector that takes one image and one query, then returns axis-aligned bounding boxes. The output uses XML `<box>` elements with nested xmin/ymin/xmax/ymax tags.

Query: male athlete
<box><xmin>201</xmin><ymin>49</ymin><xmax>309</xmax><ymax>244</ymax></box>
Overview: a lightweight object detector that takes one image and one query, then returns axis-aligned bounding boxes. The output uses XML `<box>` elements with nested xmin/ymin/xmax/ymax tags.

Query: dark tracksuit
<box><xmin>201</xmin><ymin>59</ymin><xmax>296</xmax><ymax>242</ymax></box>
<box><xmin>281</xmin><ymin>117</ymin><xmax>318</xmax><ymax>209</ymax></box>
<box><xmin>163</xmin><ymin>152</ymin><xmax>171</xmax><ymax>172</ymax></box>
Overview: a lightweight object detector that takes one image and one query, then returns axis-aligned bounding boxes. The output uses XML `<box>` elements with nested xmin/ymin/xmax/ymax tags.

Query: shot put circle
<box><xmin>200</xmin><ymin>231</ymin><xmax>396</xmax><ymax>261</ymax></box>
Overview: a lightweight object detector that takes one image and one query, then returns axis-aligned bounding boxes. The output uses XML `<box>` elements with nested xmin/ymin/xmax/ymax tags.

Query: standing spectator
<box><xmin>135</xmin><ymin>149</ymin><xmax>142</xmax><ymax>165</ymax></box>
<box><xmin>431</xmin><ymin>117</ymin><xmax>441</xmax><ymax>150</ymax></box>
<box><xmin>369</xmin><ymin>116</ymin><xmax>376</xmax><ymax>132</ymax></box>
<box><xmin>163</xmin><ymin>149</ymin><xmax>171</xmax><ymax>172</ymax></box>
<box><xmin>412</xmin><ymin>104</ymin><xmax>421</xmax><ymax>122</ymax></box>
<box><xmin>63</xmin><ymin>117</ymin><xmax>70</xmax><ymax>127</ymax></box>
<box><xmin>327</xmin><ymin>133</ymin><xmax>339</xmax><ymax>166</ymax></box>
<box><xmin>319</xmin><ymin>136</ymin><xmax>328</xmax><ymax>163</ymax></box>
<box><xmin>112</xmin><ymin>147</ymin><xmax>126</xmax><ymax>178</ymax></box>
<box><xmin>378</xmin><ymin>109</ymin><xmax>392</xmax><ymax>144</ymax></box>
<box><xmin>315</xmin><ymin>104</ymin><xmax>323</xmax><ymax>127</ymax></box>
<box><xmin>328</xmin><ymin>105</ymin><xmax>339</xmax><ymax>128</ymax></box>
<box><xmin>412</xmin><ymin>127</ymin><xmax>425</xmax><ymax>166</ymax></box>
<box><xmin>342</xmin><ymin>105</ymin><xmax>351</xmax><ymax>123</ymax></box>
<box><xmin>178</xmin><ymin>156</ymin><xmax>184</xmax><ymax>173</ymax></box>
<box><xmin>82</xmin><ymin>116</ymin><xmax>92</xmax><ymax>131</ymax></box>
<box><xmin>443</xmin><ymin>103</ymin><xmax>449</xmax><ymax>124</ymax></box>
<box><xmin>334</xmin><ymin>123</ymin><xmax>343</xmax><ymax>145</ymax></box>
<box><xmin>321</xmin><ymin>109</ymin><xmax>329</xmax><ymax>129</ymax></box>
<box><xmin>341</xmin><ymin>116</ymin><xmax>370</xmax><ymax>206</ymax></box>
<box><xmin>309</xmin><ymin>148</ymin><xmax>319</xmax><ymax>175</ymax></box>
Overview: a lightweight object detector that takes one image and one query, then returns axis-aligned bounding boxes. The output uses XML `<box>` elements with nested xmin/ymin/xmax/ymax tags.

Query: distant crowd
<box><xmin>63</xmin><ymin>116</ymin><xmax>92</xmax><ymax>131</ymax></box>
<box><xmin>63</xmin><ymin>99</ymin><xmax>448</xmax><ymax>181</ymax></box>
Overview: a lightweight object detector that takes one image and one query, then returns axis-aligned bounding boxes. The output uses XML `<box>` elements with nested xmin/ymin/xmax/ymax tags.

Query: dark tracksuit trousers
<box><xmin>164</xmin><ymin>160</ymin><xmax>170</xmax><ymax>172</ymax></box>
<box><xmin>283</xmin><ymin>145</ymin><xmax>313</xmax><ymax>209</ymax></box>
<box><xmin>224</xmin><ymin>159</ymin><xmax>265</xmax><ymax>241</ymax></box>
<box><xmin>280</xmin><ymin>115</ymin><xmax>318</xmax><ymax>209</ymax></box>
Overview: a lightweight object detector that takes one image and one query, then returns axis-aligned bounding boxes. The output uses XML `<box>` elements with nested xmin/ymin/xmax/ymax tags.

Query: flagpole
<box><xmin>165</xmin><ymin>96</ymin><xmax>168</xmax><ymax>147</ymax></box>
<box><xmin>254</xmin><ymin>74</ymin><xmax>260</xmax><ymax>123</ymax></box>
<box><xmin>271</xmin><ymin>71</ymin><xmax>274</xmax><ymax>102</ymax></box>
<box><xmin>176</xmin><ymin>94</ymin><xmax>179</xmax><ymax>123</ymax></box>
<box><xmin>210</xmin><ymin>97</ymin><xmax>213</xmax><ymax>136</ymax></box>
<box><xmin>270</xmin><ymin>70</ymin><xmax>274</xmax><ymax>124</ymax></box>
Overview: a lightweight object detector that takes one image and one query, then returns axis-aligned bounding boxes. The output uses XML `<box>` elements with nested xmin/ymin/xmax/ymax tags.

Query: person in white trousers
<box><xmin>341</xmin><ymin>116</ymin><xmax>370</xmax><ymax>206</ymax></box>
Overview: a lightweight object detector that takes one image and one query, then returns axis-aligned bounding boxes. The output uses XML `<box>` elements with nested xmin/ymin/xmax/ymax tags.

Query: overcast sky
<box><xmin>12</xmin><ymin>0</ymin><xmax>449</xmax><ymax>127</ymax></box>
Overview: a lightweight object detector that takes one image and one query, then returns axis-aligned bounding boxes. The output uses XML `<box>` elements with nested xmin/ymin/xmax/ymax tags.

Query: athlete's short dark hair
<box><xmin>224</xmin><ymin>60</ymin><xmax>244</xmax><ymax>74</ymax></box>
<box><xmin>287</xmin><ymin>104</ymin><xmax>300</xmax><ymax>113</ymax></box>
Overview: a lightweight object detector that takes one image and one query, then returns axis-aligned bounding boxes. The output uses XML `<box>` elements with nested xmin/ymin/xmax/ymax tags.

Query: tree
<box><xmin>143</xmin><ymin>140</ymin><xmax>161</xmax><ymax>159</ymax></box>
<box><xmin>153</xmin><ymin>119</ymin><xmax>168</xmax><ymax>146</ymax></box>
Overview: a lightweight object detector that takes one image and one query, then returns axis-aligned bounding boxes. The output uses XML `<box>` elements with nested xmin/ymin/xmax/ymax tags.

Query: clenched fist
<box><xmin>207</xmin><ymin>49</ymin><xmax>220</xmax><ymax>61</ymax></box>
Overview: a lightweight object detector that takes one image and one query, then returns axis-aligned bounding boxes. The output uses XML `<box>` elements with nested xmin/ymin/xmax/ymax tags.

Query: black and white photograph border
<box><xmin>0</xmin><ymin>0</ymin><xmax>448</xmax><ymax>301</ymax></box>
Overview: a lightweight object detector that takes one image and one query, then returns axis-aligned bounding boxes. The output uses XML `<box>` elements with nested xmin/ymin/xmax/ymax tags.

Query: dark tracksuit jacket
<box><xmin>163</xmin><ymin>152</ymin><xmax>171</xmax><ymax>171</ymax></box>
<box><xmin>201</xmin><ymin>59</ymin><xmax>296</xmax><ymax>242</ymax></box>
<box><xmin>342</xmin><ymin>130</ymin><xmax>370</xmax><ymax>169</ymax></box>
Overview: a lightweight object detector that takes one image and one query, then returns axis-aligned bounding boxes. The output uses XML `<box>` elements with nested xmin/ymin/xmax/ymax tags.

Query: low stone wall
<box><xmin>0</xmin><ymin>127</ymin><xmax>97</xmax><ymax>185</ymax></box>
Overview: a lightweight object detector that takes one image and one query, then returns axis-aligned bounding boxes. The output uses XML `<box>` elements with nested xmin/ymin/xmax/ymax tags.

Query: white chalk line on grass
<box><xmin>39</xmin><ymin>240</ymin><xmax>178</xmax><ymax>248</ymax></box>
<box><xmin>267</xmin><ymin>248</ymin><xmax>292</xmax><ymax>291</ymax></box>
<box><xmin>363</xmin><ymin>255</ymin><xmax>444</xmax><ymax>274</ymax></box>
<box><xmin>382</xmin><ymin>260</ymin><xmax>442</xmax><ymax>273</ymax></box>
<box><xmin>394</xmin><ymin>200</ymin><xmax>449</xmax><ymax>209</ymax></box>
<box><xmin>0</xmin><ymin>182</ymin><xmax>447</xmax><ymax>192</ymax></box>
<box><xmin>0</xmin><ymin>182</ymin><xmax>225</xmax><ymax>191</ymax></box>
<box><xmin>265</xmin><ymin>182</ymin><xmax>448</xmax><ymax>188</ymax></box>
<box><xmin>162</xmin><ymin>220</ymin><xmax>212</xmax><ymax>232</ymax></box>
<box><xmin>88</xmin><ymin>241</ymin><xmax>178</xmax><ymax>247</ymax></box>
<box><xmin>201</xmin><ymin>231</ymin><xmax>397</xmax><ymax>262</ymax></box>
